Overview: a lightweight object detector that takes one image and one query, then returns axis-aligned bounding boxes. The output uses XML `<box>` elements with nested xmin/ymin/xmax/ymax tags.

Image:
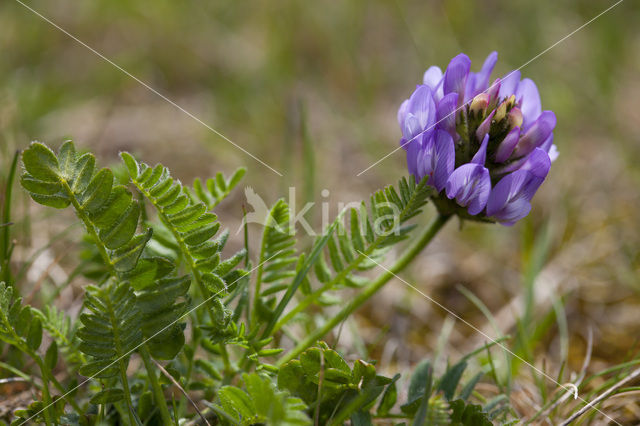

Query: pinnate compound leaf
<box><xmin>122</xmin><ymin>153</ymin><xmax>245</xmax><ymax>345</ymax></box>
<box><xmin>21</xmin><ymin>141</ymin><xmax>150</xmax><ymax>276</ymax></box>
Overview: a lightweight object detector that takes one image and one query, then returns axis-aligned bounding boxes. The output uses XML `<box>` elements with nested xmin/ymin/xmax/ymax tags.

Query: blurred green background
<box><xmin>1</xmin><ymin>0</ymin><xmax>640</xmax><ymax>419</ymax></box>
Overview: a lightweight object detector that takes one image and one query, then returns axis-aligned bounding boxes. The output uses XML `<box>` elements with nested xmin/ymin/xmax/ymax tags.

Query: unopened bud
<box><xmin>494</xmin><ymin>95</ymin><xmax>515</xmax><ymax>121</ymax></box>
<box><xmin>508</xmin><ymin>107</ymin><xmax>523</xmax><ymax>129</ymax></box>
<box><xmin>470</xmin><ymin>93</ymin><xmax>489</xmax><ymax>115</ymax></box>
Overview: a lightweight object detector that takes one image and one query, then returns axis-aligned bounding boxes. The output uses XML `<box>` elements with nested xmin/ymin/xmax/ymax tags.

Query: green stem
<box><xmin>41</xmin><ymin>376</ymin><xmax>53</xmax><ymax>426</ymax></box>
<box><xmin>118</xmin><ymin>360</ymin><xmax>137</xmax><ymax>426</ymax></box>
<box><xmin>250</xmin><ymin>224</ymin><xmax>270</xmax><ymax>329</ymax></box>
<box><xmin>33</xmin><ymin>351</ymin><xmax>83</xmax><ymax>413</ymax></box>
<box><xmin>277</xmin><ymin>213</ymin><xmax>450</xmax><ymax>366</ymax></box>
<box><xmin>32</xmin><ymin>356</ymin><xmax>53</xmax><ymax>426</ymax></box>
<box><xmin>219</xmin><ymin>344</ymin><xmax>231</xmax><ymax>370</ymax></box>
<box><xmin>4</xmin><ymin>321</ymin><xmax>83</xmax><ymax>417</ymax></box>
<box><xmin>1</xmin><ymin>150</ymin><xmax>19</xmax><ymax>283</ymax></box>
<box><xmin>50</xmin><ymin>373</ymin><xmax>82</xmax><ymax>413</ymax></box>
<box><xmin>140</xmin><ymin>345</ymin><xmax>173</xmax><ymax>425</ymax></box>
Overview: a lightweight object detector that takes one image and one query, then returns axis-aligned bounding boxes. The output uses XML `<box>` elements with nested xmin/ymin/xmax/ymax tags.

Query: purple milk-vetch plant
<box><xmin>399</xmin><ymin>51</ymin><xmax>557</xmax><ymax>225</ymax></box>
<box><xmin>282</xmin><ymin>51</ymin><xmax>559</xmax><ymax>364</ymax></box>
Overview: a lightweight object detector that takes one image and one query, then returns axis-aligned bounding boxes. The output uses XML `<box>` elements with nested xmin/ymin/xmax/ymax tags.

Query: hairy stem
<box><xmin>277</xmin><ymin>213</ymin><xmax>450</xmax><ymax>366</ymax></box>
<box><xmin>60</xmin><ymin>180</ymin><xmax>114</xmax><ymax>273</ymax></box>
<box><xmin>140</xmin><ymin>345</ymin><xmax>173</xmax><ymax>425</ymax></box>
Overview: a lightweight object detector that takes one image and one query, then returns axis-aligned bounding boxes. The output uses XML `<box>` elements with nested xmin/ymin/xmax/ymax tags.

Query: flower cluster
<box><xmin>398</xmin><ymin>52</ymin><xmax>557</xmax><ymax>225</ymax></box>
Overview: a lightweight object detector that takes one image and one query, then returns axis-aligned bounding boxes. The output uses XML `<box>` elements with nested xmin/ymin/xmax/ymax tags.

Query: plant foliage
<box><xmin>213</xmin><ymin>373</ymin><xmax>310</xmax><ymax>425</ymax></box>
<box><xmin>0</xmin><ymin>140</ymin><xmax>518</xmax><ymax>425</ymax></box>
<box><xmin>121</xmin><ymin>153</ymin><xmax>246</xmax><ymax>343</ymax></box>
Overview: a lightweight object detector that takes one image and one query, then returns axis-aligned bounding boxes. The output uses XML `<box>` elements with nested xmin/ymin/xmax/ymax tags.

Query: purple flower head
<box><xmin>398</xmin><ymin>52</ymin><xmax>557</xmax><ymax>225</ymax></box>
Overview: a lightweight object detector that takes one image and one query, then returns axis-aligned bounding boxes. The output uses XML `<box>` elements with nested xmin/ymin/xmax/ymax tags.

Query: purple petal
<box><xmin>416</xmin><ymin>144</ymin><xmax>429</xmax><ymax>180</ymax></box>
<box><xmin>475</xmin><ymin>110</ymin><xmax>496</xmax><ymax>143</ymax></box>
<box><xmin>471</xmin><ymin>134</ymin><xmax>489</xmax><ymax>165</ymax></box>
<box><xmin>397</xmin><ymin>99</ymin><xmax>410</xmax><ymax>127</ymax></box>
<box><xmin>513</xmin><ymin>111</ymin><xmax>556</xmax><ymax>158</ymax></box>
<box><xmin>486</xmin><ymin>171</ymin><xmax>525</xmax><ymax>215</ymax></box>
<box><xmin>515</xmin><ymin>78</ymin><xmax>542</xmax><ymax>131</ymax></box>
<box><xmin>493</xmin><ymin>197</ymin><xmax>532</xmax><ymax>226</ymax></box>
<box><xmin>496</xmin><ymin>145</ymin><xmax>552</xmax><ymax>178</ymax></box>
<box><xmin>465</xmin><ymin>51</ymin><xmax>498</xmax><ymax>101</ymax></box>
<box><xmin>487</xmin><ymin>78</ymin><xmax>501</xmax><ymax>103</ymax></box>
<box><xmin>407</xmin><ymin>85</ymin><xmax>436</xmax><ymax>130</ymax></box>
<box><xmin>436</xmin><ymin>92</ymin><xmax>459</xmax><ymax>139</ymax></box>
<box><xmin>445</xmin><ymin>164</ymin><xmax>491</xmax><ymax>215</ymax></box>
<box><xmin>464</xmin><ymin>74</ymin><xmax>478</xmax><ymax>103</ymax></box>
<box><xmin>401</xmin><ymin>113</ymin><xmax>421</xmax><ymax>142</ymax></box>
<box><xmin>539</xmin><ymin>133</ymin><xmax>554</xmax><ymax>153</ymax></box>
<box><xmin>538</xmin><ymin>132</ymin><xmax>559</xmax><ymax>162</ymax></box>
<box><xmin>486</xmin><ymin>170</ymin><xmax>534</xmax><ymax>224</ymax></box>
<box><xmin>518</xmin><ymin>147</ymin><xmax>551</xmax><ymax>180</ymax></box>
<box><xmin>495</xmin><ymin>126</ymin><xmax>520</xmax><ymax>163</ymax></box>
<box><xmin>499</xmin><ymin>70</ymin><xmax>521</xmax><ymax>99</ymax></box>
<box><xmin>406</xmin><ymin>139</ymin><xmax>421</xmax><ymax>177</ymax></box>
<box><xmin>417</xmin><ymin>130</ymin><xmax>455</xmax><ymax>191</ymax></box>
<box><xmin>430</xmin><ymin>130</ymin><xmax>455</xmax><ymax>191</ymax></box>
<box><xmin>443</xmin><ymin>54</ymin><xmax>471</xmax><ymax>103</ymax></box>
<box><xmin>478</xmin><ymin>52</ymin><xmax>498</xmax><ymax>86</ymax></box>
<box><xmin>423</xmin><ymin>66</ymin><xmax>444</xmax><ymax>100</ymax></box>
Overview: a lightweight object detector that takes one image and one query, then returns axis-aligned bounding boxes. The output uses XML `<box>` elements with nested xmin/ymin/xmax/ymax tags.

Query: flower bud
<box><xmin>508</xmin><ymin>107</ymin><xmax>523</xmax><ymax>129</ymax></box>
<box><xmin>470</xmin><ymin>93</ymin><xmax>489</xmax><ymax>115</ymax></box>
<box><xmin>494</xmin><ymin>94</ymin><xmax>516</xmax><ymax>122</ymax></box>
